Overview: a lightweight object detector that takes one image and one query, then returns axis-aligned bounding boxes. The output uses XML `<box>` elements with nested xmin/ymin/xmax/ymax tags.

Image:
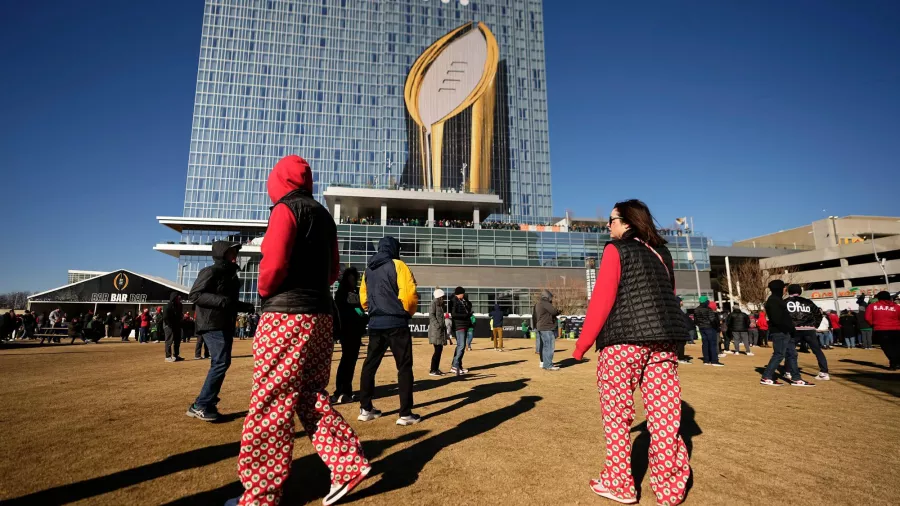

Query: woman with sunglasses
<box><xmin>573</xmin><ymin>199</ymin><xmax>692</xmax><ymax>505</ymax></box>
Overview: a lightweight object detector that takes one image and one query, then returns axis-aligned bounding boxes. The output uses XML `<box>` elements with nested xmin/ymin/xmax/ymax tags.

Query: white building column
<box><xmin>427</xmin><ymin>206</ymin><xmax>434</xmax><ymax>227</ymax></box>
<box><xmin>333</xmin><ymin>201</ymin><xmax>342</xmax><ymax>225</ymax></box>
<box><xmin>380</xmin><ymin>203</ymin><xmax>387</xmax><ymax>226</ymax></box>
<box><xmin>473</xmin><ymin>207</ymin><xmax>481</xmax><ymax>230</ymax></box>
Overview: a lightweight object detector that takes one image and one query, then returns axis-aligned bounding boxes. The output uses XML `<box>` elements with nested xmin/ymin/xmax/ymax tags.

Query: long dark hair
<box><xmin>336</xmin><ymin>266</ymin><xmax>360</xmax><ymax>296</ymax></box>
<box><xmin>613</xmin><ymin>199</ymin><xmax>666</xmax><ymax>247</ymax></box>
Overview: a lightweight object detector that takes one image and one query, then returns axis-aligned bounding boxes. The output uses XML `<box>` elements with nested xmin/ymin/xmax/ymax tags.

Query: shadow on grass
<box><xmin>369</xmin><ymin>360</ymin><xmax>526</xmax><ymax>399</ymax></box>
<box><xmin>381</xmin><ymin>378</ymin><xmax>530</xmax><ymax>418</ymax></box>
<box><xmin>212</xmin><ymin>411</ymin><xmax>249</xmax><ymax>424</ymax></box>
<box><xmin>162</xmin><ymin>430</ymin><xmax>429</xmax><ymax>505</ymax></box>
<box><xmin>629</xmin><ymin>401</ymin><xmax>701</xmax><ymax>501</ymax></box>
<box><xmin>346</xmin><ymin>395</ymin><xmax>542</xmax><ymax>502</ymax></box>
<box><xmin>556</xmin><ymin>357</ymin><xmax>589</xmax><ymax>369</ymax></box>
<box><xmin>839</xmin><ymin>358</ymin><xmax>892</xmax><ymax>371</ymax></box>
<box><xmin>839</xmin><ymin>368</ymin><xmax>900</xmax><ymax>398</ymax></box>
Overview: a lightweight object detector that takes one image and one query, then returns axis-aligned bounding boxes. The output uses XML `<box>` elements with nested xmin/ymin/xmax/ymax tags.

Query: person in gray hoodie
<box><xmin>532</xmin><ymin>290</ymin><xmax>561</xmax><ymax>370</ymax></box>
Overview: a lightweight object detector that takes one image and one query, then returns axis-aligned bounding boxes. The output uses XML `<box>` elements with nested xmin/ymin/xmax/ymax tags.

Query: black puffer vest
<box><xmin>261</xmin><ymin>189</ymin><xmax>336</xmax><ymax>315</ymax></box>
<box><xmin>596</xmin><ymin>238</ymin><xmax>689</xmax><ymax>350</ymax></box>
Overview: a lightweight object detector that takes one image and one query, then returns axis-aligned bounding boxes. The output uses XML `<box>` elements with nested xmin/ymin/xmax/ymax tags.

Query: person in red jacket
<box><xmin>572</xmin><ymin>200</ymin><xmax>691</xmax><ymax>505</ymax></box>
<box><xmin>866</xmin><ymin>291</ymin><xmax>900</xmax><ymax>370</ymax></box>
<box><xmin>228</xmin><ymin>155</ymin><xmax>369</xmax><ymax>506</ymax></box>
<box><xmin>757</xmin><ymin>310</ymin><xmax>769</xmax><ymax>347</ymax></box>
<box><xmin>828</xmin><ymin>310</ymin><xmax>843</xmax><ymax>346</ymax></box>
<box><xmin>139</xmin><ymin>308</ymin><xmax>151</xmax><ymax>344</ymax></box>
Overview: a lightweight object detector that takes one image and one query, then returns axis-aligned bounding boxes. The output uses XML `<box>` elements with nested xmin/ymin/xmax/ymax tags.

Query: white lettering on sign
<box><xmin>105</xmin><ymin>293</ymin><xmax>148</xmax><ymax>303</ymax></box>
<box><xmin>408</xmin><ymin>324</ymin><xmax>428</xmax><ymax>333</ymax></box>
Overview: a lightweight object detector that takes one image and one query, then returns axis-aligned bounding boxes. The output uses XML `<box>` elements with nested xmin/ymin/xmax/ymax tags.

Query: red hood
<box><xmin>268</xmin><ymin>155</ymin><xmax>313</xmax><ymax>203</ymax></box>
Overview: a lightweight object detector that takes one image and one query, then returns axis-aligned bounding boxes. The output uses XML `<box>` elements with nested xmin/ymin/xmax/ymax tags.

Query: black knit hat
<box><xmin>876</xmin><ymin>290</ymin><xmax>891</xmax><ymax>301</ymax></box>
<box><xmin>454</xmin><ymin>286</ymin><xmax>465</xmax><ymax>295</ymax></box>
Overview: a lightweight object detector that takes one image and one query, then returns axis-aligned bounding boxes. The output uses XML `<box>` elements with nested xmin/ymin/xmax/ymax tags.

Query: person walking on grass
<box><xmin>331</xmin><ymin>267</ymin><xmax>368</xmax><ymax>404</ymax></box>
<box><xmin>675</xmin><ymin>297</ymin><xmax>694</xmax><ymax>364</ymax></box>
<box><xmin>227</xmin><ymin>155</ymin><xmax>370</xmax><ymax>506</ymax></box>
<box><xmin>726</xmin><ymin>306</ymin><xmax>753</xmax><ymax>356</ymax></box>
<box><xmin>450</xmin><ymin>287</ymin><xmax>474</xmax><ymax>375</ymax></box>
<box><xmin>757</xmin><ymin>310</ymin><xmax>769</xmax><ymax>347</ymax></box>
<box><xmin>857</xmin><ymin>295</ymin><xmax>873</xmax><ymax>349</ymax></box>
<box><xmin>784</xmin><ymin>284</ymin><xmax>829</xmax><ymax>381</ymax></box>
<box><xmin>866</xmin><ymin>291</ymin><xmax>900</xmax><ymax>370</ymax></box>
<box><xmin>694</xmin><ymin>296</ymin><xmax>723</xmax><ymax>366</ymax></box>
<box><xmin>816</xmin><ymin>313</ymin><xmax>833</xmax><ymax>349</ymax></box>
<box><xmin>428</xmin><ymin>289</ymin><xmax>448</xmax><ymax>376</ymax></box>
<box><xmin>163</xmin><ymin>292</ymin><xmax>184</xmax><ymax>363</ymax></box>
<box><xmin>358</xmin><ymin>236</ymin><xmax>421</xmax><ymax>426</ymax></box>
<box><xmin>533</xmin><ymin>290</ymin><xmax>561</xmax><ymax>370</ymax></box>
<box><xmin>120</xmin><ymin>311</ymin><xmax>132</xmax><ymax>341</ymax></box>
<box><xmin>186</xmin><ymin>241</ymin><xmax>255</xmax><ymax>422</ymax></box>
<box><xmin>749</xmin><ymin>313</ymin><xmax>759</xmax><ymax>348</ymax></box>
<box><xmin>760</xmin><ymin>280</ymin><xmax>813</xmax><ymax>387</ymax></box>
<box><xmin>572</xmin><ymin>199</ymin><xmax>691</xmax><ymax>506</ymax></box>
<box><xmin>490</xmin><ymin>303</ymin><xmax>505</xmax><ymax>351</ymax></box>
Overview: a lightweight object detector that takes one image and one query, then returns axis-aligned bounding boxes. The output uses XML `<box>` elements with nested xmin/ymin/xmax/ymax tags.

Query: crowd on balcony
<box><xmin>568</xmin><ymin>223</ymin><xmax>610</xmax><ymax>233</ymax></box>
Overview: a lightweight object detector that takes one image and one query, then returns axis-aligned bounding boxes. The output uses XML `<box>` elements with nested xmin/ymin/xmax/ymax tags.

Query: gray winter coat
<box><xmin>532</xmin><ymin>290</ymin><xmax>560</xmax><ymax>331</ymax></box>
<box><xmin>428</xmin><ymin>297</ymin><xmax>447</xmax><ymax>345</ymax></box>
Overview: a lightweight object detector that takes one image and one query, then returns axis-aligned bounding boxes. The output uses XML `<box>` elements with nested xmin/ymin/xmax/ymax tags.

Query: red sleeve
<box><xmin>573</xmin><ymin>244</ymin><xmax>621</xmax><ymax>360</ymax></box>
<box><xmin>258</xmin><ymin>204</ymin><xmax>297</xmax><ymax>299</ymax></box>
<box><xmin>329</xmin><ymin>236</ymin><xmax>340</xmax><ymax>285</ymax></box>
<box><xmin>865</xmin><ymin>304</ymin><xmax>874</xmax><ymax>326</ymax></box>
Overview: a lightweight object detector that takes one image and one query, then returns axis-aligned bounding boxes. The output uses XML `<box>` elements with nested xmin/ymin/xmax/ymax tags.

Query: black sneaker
<box><xmin>186</xmin><ymin>404</ymin><xmax>220</xmax><ymax>422</ymax></box>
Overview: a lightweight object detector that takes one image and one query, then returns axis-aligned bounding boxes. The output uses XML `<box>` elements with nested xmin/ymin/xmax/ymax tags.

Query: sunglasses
<box><xmin>609</xmin><ymin>216</ymin><xmax>625</xmax><ymax>223</ymax></box>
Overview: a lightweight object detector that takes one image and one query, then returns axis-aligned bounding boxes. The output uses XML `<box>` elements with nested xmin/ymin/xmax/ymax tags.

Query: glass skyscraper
<box><xmin>185</xmin><ymin>0</ymin><xmax>551</xmax><ymax>223</ymax></box>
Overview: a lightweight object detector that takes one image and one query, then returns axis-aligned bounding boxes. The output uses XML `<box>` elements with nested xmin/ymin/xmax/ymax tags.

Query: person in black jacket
<box><xmin>163</xmin><ymin>292</ymin><xmax>184</xmax><ymax>362</ymax></box>
<box><xmin>450</xmin><ymin>287</ymin><xmax>474</xmax><ymax>374</ymax></box>
<box><xmin>726</xmin><ymin>307</ymin><xmax>753</xmax><ymax>355</ymax></box>
<box><xmin>761</xmin><ymin>280</ymin><xmax>813</xmax><ymax>386</ymax></box>
<box><xmin>185</xmin><ymin>241</ymin><xmax>254</xmax><ymax>422</ymax></box>
<box><xmin>694</xmin><ymin>297</ymin><xmax>722</xmax><ymax>365</ymax></box>
<box><xmin>676</xmin><ymin>297</ymin><xmax>694</xmax><ymax>364</ymax></box>
<box><xmin>839</xmin><ymin>310</ymin><xmax>859</xmax><ymax>349</ymax></box>
<box><xmin>332</xmin><ymin>267</ymin><xmax>367</xmax><ymax>404</ymax></box>
<box><xmin>784</xmin><ymin>284</ymin><xmax>829</xmax><ymax>381</ymax></box>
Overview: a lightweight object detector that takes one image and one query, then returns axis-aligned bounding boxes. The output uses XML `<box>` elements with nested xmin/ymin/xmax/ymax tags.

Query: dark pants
<box><xmin>796</xmin><ymin>329</ymin><xmax>828</xmax><ymax>373</ymax></box>
<box><xmin>700</xmin><ymin>328</ymin><xmax>719</xmax><ymax>364</ymax></box>
<box><xmin>121</xmin><ymin>327</ymin><xmax>130</xmax><ymax>341</ymax></box>
<box><xmin>431</xmin><ymin>344</ymin><xmax>443</xmax><ymax>372</ymax></box>
<box><xmin>876</xmin><ymin>330</ymin><xmax>900</xmax><ymax>369</ymax></box>
<box><xmin>334</xmin><ymin>333</ymin><xmax>362</xmax><ymax>397</ymax></box>
<box><xmin>832</xmin><ymin>328</ymin><xmax>843</xmax><ymax>345</ymax></box>
<box><xmin>762</xmin><ymin>332</ymin><xmax>800</xmax><ymax>380</ymax></box>
<box><xmin>194</xmin><ymin>335</ymin><xmax>209</xmax><ymax>358</ymax></box>
<box><xmin>164</xmin><ymin>325</ymin><xmax>182</xmax><ymax>358</ymax></box>
<box><xmin>723</xmin><ymin>331</ymin><xmax>733</xmax><ymax>352</ymax></box>
<box><xmin>193</xmin><ymin>329</ymin><xmax>233</xmax><ymax>410</ymax></box>
<box><xmin>758</xmin><ymin>329</ymin><xmax>768</xmax><ymax>346</ymax></box>
<box><xmin>359</xmin><ymin>326</ymin><xmax>414</xmax><ymax>417</ymax></box>
<box><xmin>139</xmin><ymin>327</ymin><xmax>149</xmax><ymax>343</ymax></box>
<box><xmin>676</xmin><ymin>340</ymin><xmax>687</xmax><ymax>361</ymax></box>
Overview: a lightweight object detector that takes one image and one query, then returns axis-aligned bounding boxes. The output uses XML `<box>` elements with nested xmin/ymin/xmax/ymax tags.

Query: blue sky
<box><xmin>2</xmin><ymin>0</ymin><xmax>899</xmax><ymax>293</ymax></box>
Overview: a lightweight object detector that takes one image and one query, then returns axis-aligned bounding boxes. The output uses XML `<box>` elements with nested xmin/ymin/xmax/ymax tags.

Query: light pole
<box><xmin>687</xmin><ymin>249</ymin><xmax>702</xmax><ymax>304</ymax></box>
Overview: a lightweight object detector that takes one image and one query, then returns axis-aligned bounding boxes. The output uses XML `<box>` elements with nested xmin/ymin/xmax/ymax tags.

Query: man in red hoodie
<box><xmin>230</xmin><ymin>155</ymin><xmax>369</xmax><ymax>506</ymax></box>
<box><xmin>866</xmin><ymin>291</ymin><xmax>900</xmax><ymax>370</ymax></box>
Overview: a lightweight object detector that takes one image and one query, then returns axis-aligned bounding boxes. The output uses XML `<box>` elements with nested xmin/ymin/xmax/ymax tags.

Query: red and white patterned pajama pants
<box><xmin>597</xmin><ymin>343</ymin><xmax>691</xmax><ymax>506</ymax></box>
<box><xmin>237</xmin><ymin>313</ymin><xmax>370</xmax><ymax>506</ymax></box>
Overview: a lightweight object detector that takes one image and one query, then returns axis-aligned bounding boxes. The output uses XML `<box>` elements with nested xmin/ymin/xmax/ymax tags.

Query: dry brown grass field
<box><xmin>1</xmin><ymin>337</ymin><xmax>898</xmax><ymax>506</ymax></box>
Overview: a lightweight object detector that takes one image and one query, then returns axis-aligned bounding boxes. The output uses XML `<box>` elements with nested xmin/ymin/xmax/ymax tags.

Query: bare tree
<box><xmin>530</xmin><ymin>277</ymin><xmax>587</xmax><ymax>315</ymax></box>
<box><xmin>0</xmin><ymin>291</ymin><xmax>32</xmax><ymax>310</ymax></box>
<box><xmin>717</xmin><ymin>261</ymin><xmax>805</xmax><ymax>308</ymax></box>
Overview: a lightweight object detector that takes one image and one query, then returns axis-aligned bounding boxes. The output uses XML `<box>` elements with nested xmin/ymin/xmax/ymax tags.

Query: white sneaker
<box><xmin>746</xmin><ymin>352</ymin><xmax>755</xmax><ymax>356</ymax></box>
<box><xmin>323</xmin><ymin>466</ymin><xmax>371</xmax><ymax>506</ymax></box>
<box><xmin>718</xmin><ymin>353</ymin><xmax>727</xmax><ymax>357</ymax></box>
<box><xmin>784</xmin><ymin>373</ymin><xmax>792</xmax><ymax>381</ymax></box>
<box><xmin>358</xmin><ymin>408</ymin><xmax>382</xmax><ymax>422</ymax></box>
<box><xmin>816</xmin><ymin>372</ymin><xmax>830</xmax><ymax>381</ymax></box>
<box><xmin>711</xmin><ymin>363</ymin><xmax>725</xmax><ymax>367</ymax></box>
<box><xmin>544</xmin><ymin>366</ymin><xmax>560</xmax><ymax>371</ymax></box>
<box><xmin>396</xmin><ymin>414</ymin><xmax>422</xmax><ymax>426</ymax></box>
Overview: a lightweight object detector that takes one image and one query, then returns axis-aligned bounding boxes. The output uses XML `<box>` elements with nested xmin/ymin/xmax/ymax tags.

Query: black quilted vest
<box><xmin>261</xmin><ymin>189</ymin><xmax>336</xmax><ymax>315</ymax></box>
<box><xmin>595</xmin><ymin>239</ymin><xmax>688</xmax><ymax>350</ymax></box>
